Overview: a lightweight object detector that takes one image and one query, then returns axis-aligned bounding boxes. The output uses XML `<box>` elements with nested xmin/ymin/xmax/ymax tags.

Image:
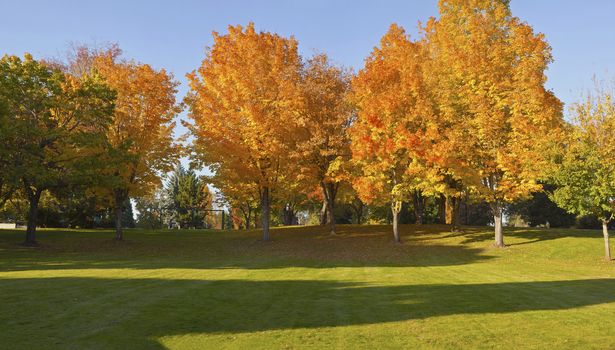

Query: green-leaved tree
<box><xmin>0</xmin><ymin>54</ymin><xmax>114</xmax><ymax>245</ymax></box>
<box><xmin>551</xmin><ymin>84</ymin><xmax>615</xmax><ymax>260</ymax></box>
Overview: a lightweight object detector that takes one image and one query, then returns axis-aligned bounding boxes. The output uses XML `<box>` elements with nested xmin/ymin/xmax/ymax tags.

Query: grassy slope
<box><xmin>1</xmin><ymin>224</ymin><xmax>614</xmax><ymax>349</ymax></box>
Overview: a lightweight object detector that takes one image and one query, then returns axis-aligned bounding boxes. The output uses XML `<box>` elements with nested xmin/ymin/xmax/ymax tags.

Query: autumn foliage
<box><xmin>350</xmin><ymin>24</ymin><xmax>436</xmax><ymax>242</ymax></box>
<box><xmin>186</xmin><ymin>23</ymin><xmax>304</xmax><ymax>241</ymax></box>
<box><xmin>92</xmin><ymin>48</ymin><xmax>181</xmax><ymax>240</ymax></box>
<box><xmin>295</xmin><ymin>54</ymin><xmax>353</xmax><ymax>234</ymax></box>
<box><xmin>422</xmin><ymin>0</ymin><xmax>564</xmax><ymax>246</ymax></box>
<box><xmin>3</xmin><ymin>0</ymin><xmax>595</xmax><ymax>254</ymax></box>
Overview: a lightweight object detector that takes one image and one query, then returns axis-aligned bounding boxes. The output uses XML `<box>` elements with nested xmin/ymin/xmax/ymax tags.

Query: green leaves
<box><xmin>0</xmin><ymin>54</ymin><xmax>115</xmax><ymax>192</ymax></box>
<box><xmin>166</xmin><ymin>165</ymin><xmax>212</xmax><ymax>229</ymax></box>
<box><xmin>0</xmin><ymin>53</ymin><xmax>118</xmax><ymax>241</ymax></box>
<box><xmin>551</xmin><ymin>87</ymin><xmax>615</xmax><ymax>222</ymax></box>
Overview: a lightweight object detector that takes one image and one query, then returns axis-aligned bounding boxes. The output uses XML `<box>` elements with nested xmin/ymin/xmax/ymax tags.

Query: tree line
<box><xmin>1</xmin><ymin>0</ymin><xmax>614</xmax><ymax>259</ymax></box>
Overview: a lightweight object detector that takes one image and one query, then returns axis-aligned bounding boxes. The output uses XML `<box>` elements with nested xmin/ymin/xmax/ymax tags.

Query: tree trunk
<box><xmin>24</xmin><ymin>188</ymin><xmax>42</xmax><ymax>246</ymax></box>
<box><xmin>244</xmin><ymin>207</ymin><xmax>251</xmax><ymax>230</ymax></box>
<box><xmin>391</xmin><ymin>201</ymin><xmax>402</xmax><ymax>243</ymax></box>
<box><xmin>261</xmin><ymin>186</ymin><xmax>270</xmax><ymax>241</ymax></box>
<box><xmin>283</xmin><ymin>204</ymin><xmax>295</xmax><ymax>226</ymax></box>
<box><xmin>321</xmin><ymin>182</ymin><xmax>336</xmax><ymax>235</ymax></box>
<box><xmin>282</xmin><ymin>206</ymin><xmax>289</xmax><ymax>226</ymax></box>
<box><xmin>320</xmin><ymin>201</ymin><xmax>328</xmax><ymax>225</ymax></box>
<box><xmin>451</xmin><ymin>197</ymin><xmax>460</xmax><ymax>232</ymax></box>
<box><xmin>446</xmin><ymin>196</ymin><xmax>460</xmax><ymax>231</ymax></box>
<box><xmin>114</xmin><ymin>190</ymin><xmax>125</xmax><ymax>241</ymax></box>
<box><xmin>462</xmin><ymin>195</ymin><xmax>469</xmax><ymax>226</ymax></box>
<box><xmin>356</xmin><ymin>205</ymin><xmax>364</xmax><ymax>225</ymax></box>
<box><xmin>352</xmin><ymin>197</ymin><xmax>364</xmax><ymax>225</ymax></box>
<box><xmin>491</xmin><ymin>202</ymin><xmax>504</xmax><ymax>248</ymax></box>
<box><xmin>445</xmin><ymin>196</ymin><xmax>454</xmax><ymax>224</ymax></box>
<box><xmin>413</xmin><ymin>191</ymin><xmax>424</xmax><ymax>225</ymax></box>
<box><xmin>602</xmin><ymin>220</ymin><xmax>611</xmax><ymax>261</ymax></box>
<box><xmin>326</xmin><ymin>198</ymin><xmax>335</xmax><ymax>234</ymax></box>
<box><xmin>438</xmin><ymin>194</ymin><xmax>446</xmax><ymax>224</ymax></box>
<box><xmin>114</xmin><ymin>205</ymin><xmax>123</xmax><ymax>240</ymax></box>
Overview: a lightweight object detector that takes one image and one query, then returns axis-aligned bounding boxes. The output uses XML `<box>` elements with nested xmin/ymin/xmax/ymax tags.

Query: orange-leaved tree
<box><xmin>186</xmin><ymin>23</ymin><xmax>304</xmax><ymax>241</ymax></box>
<box><xmin>422</xmin><ymin>0</ymin><xmax>564</xmax><ymax>247</ymax></box>
<box><xmin>295</xmin><ymin>53</ymin><xmax>353</xmax><ymax>234</ymax></box>
<box><xmin>350</xmin><ymin>24</ymin><xmax>436</xmax><ymax>243</ymax></box>
<box><xmin>74</xmin><ymin>45</ymin><xmax>182</xmax><ymax>241</ymax></box>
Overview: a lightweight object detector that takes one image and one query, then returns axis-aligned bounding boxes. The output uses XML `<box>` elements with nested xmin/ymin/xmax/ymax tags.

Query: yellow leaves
<box><xmin>295</xmin><ymin>53</ymin><xmax>353</xmax><ymax>186</ymax></box>
<box><xmin>569</xmin><ymin>80</ymin><xmax>615</xmax><ymax>168</ymax></box>
<box><xmin>187</xmin><ymin>7</ymin><xmax>564</xmax><ymax>215</ymax></box>
<box><xmin>422</xmin><ymin>0</ymin><xmax>564</xmax><ymax>206</ymax></box>
<box><xmin>325</xmin><ymin>156</ymin><xmax>345</xmax><ymax>180</ymax></box>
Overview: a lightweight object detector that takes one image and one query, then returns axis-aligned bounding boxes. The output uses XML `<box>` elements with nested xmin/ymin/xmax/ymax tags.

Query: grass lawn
<box><xmin>1</xmin><ymin>224</ymin><xmax>615</xmax><ymax>349</ymax></box>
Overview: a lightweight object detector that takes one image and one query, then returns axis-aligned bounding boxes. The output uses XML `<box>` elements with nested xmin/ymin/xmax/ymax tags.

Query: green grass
<box><xmin>1</xmin><ymin>224</ymin><xmax>615</xmax><ymax>349</ymax></box>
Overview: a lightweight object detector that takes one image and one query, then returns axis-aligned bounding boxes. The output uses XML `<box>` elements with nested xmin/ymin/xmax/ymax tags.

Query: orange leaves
<box><xmin>74</xmin><ymin>45</ymin><xmax>182</xmax><ymax>199</ymax></box>
<box><xmin>294</xmin><ymin>53</ymin><xmax>353</xmax><ymax>186</ymax></box>
<box><xmin>350</xmin><ymin>24</ymin><xmax>436</xmax><ymax>204</ymax></box>
<box><xmin>187</xmin><ymin>23</ymin><xmax>304</xmax><ymax>214</ymax></box>
<box><xmin>348</xmin><ymin>1</ymin><xmax>563</xmax><ymax>216</ymax></box>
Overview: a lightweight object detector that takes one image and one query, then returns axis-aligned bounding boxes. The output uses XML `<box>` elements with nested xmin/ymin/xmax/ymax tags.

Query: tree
<box><xmin>186</xmin><ymin>23</ymin><xmax>304</xmax><ymax>241</ymax></box>
<box><xmin>422</xmin><ymin>0</ymin><xmax>564</xmax><ymax>247</ymax></box>
<box><xmin>0</xmin><ymin>54</ymin><xmax>114</xmax><ymax>245</ymax></box>
<box><xmin>75</xmin><ymin>46</ymin><xmax>181</xmax><ymax>241</ymax></box>
<box><xmin>200</xmin><ymin>159</ymin><xmax>262</xmax><ymax>230</ymax></box>
<box><xmin>440</xmin><ymin>177</ymin><xmax>466</xmax><ymax>231</ymax></box>
<box><xmin>295</xmin><ymin>54</ymin><xmax>353</xmax><ymax>234</ymax></box>
<box><xmin>350</xmin><ymin>24</ymin><xmax>434</xmax><ymax>243</ymax></box>
<box><xmin>135</xmin><ymin>188</ymin><xmax>167</xmax><ymax>229</ymax></box>
<box><xmin>166</xmin><ymin>164</ymin><xmax>212</xmax><ymax>228</ymax></box>
<box><xmin>551</xmin><ymin>84</ymin><xmax>615</xmax><ymax>260</ymax></box>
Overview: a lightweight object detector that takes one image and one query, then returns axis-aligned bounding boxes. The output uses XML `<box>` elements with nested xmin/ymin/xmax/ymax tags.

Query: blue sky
<box><xmin>2</xmin><ymin>0</ymin><xmax>614</xmax><ymax>131</ymax></box>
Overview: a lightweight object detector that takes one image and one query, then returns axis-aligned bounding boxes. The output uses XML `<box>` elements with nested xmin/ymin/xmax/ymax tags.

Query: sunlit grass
<box><xmin>1</xmin><ymin>225</ymin><xmax>614</xmax><ymax>349</ymax></box>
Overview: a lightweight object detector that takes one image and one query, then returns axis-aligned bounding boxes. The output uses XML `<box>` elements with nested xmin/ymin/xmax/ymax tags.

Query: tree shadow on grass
<box><xmin>2</xmin><ymin>277</ymin><xmax>615</xmax><ymax>349</ymax></box>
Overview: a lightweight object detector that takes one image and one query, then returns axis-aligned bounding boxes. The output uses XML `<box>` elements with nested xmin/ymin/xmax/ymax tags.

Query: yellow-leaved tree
<box><xmin>423</xmin><ymin>0</ymin><xmax>564</xmax><ymax>247</ymax></box>
<box><xmin>186</xmin><ymin>23</ymin><xmax>304</xmax><ymax>241</ymax></box>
